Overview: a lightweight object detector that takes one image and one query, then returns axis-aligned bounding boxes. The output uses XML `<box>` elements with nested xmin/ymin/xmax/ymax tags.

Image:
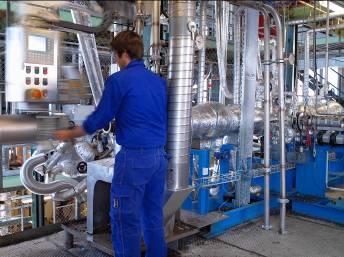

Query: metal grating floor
<box><xmin>0</xmin><ymin>214</ymin><xmax>343</xmax><ymax>257</ymax></box>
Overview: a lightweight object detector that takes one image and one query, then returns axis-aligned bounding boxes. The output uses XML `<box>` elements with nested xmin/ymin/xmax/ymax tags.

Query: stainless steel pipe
<box><xmin>263</xmin><ymin>3</ymin><xmax>288</xmax><ymax>235</ymax></box>
<box><xmin>286</xmin><ymin>12</ymin><xmax>344</xmax><ymax>25</ymax></box>
<box><xmin>261</xmin><ymin>8</ymin><xmax>272</xmax><ymax>230</ymax></box>
<box><xmin>135</xmin><ymin>0</ymin><xmax>144</xmax><ymax>36</ymax></box>
<box><xmin>151</xmin><ymin>0</ymin><xmax>161</xmax><ymax>73</ymax></box>
<box><xmin>166</xmin><ymin>0</ymin><xmax>196</xmax><ymax>191</ymax></box>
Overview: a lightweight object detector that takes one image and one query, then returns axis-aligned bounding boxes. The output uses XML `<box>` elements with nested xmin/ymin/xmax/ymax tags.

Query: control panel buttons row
<box><xmin>25</xmin><ymin>77</ymin><xmax>48</xmax><ymax>86</ymax></box>
<box><xmin>25</xmin><ymin>66</ymin><xmax>49</xmax><ymax>75</ymax></box>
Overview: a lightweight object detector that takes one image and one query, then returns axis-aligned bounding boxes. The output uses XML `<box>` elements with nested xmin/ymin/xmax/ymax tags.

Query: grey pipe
<box><xmin>197</xmin><ymin>0</ymin><xmax>207</xmax><ymax>104</ymax></box>
<box><xmin>261</xmin><ymin>8</ymin><xmax>272</xmax><ymax>230</ymax></box>
<box><xmin>324</xmin><ymin>1</ymin><xmax>330</xmax><ymax>96</ymax></box>
<box><xmin>0</xmin><ymin>115</ymin><xmax>69</xmax><ymax>144</ymax></box>
<box><xmin>20</xmin><ymin>154</ymin><xmax>78</xmax><ymax>195</ymax></box>
<box><xmin>135</xmin><ymin>0</ymin><xmax>144</xmax><ymax>36</ymax></box>
<box><xmin>151</xmin><ymin>0</ymin><xmax>161</xmax><ymax>73</ymax></box>
<box><xmin>46</xmin><ymin>142</ymin><xmax>73</xmax><ymax>170</ymax></box>
<box><xmin>286</xmin><ymin>12</ymin><xmax>344</xmax><ymax>26</ymax></box>
<box><xmin>166</xmin><ymin>0</ymin><xmax>196</xmax><ymax>191</ymax></box>
<box><xmin>303</xmin><ymin>32</ymin><xmax>310</xmax><ymax>103</ymax></box>
<box><xmin>263</xmin><ymin>3</ymin><xmax>288</xmax><ymax>235</ymax></box>
<box><xmin>54</xmin><ymin>178</ymin><xmax>87</xmax><ymax>201</ymax></box>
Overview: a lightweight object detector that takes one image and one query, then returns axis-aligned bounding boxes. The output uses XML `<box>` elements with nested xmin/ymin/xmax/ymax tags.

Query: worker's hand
<box><xmin>53</xmin><ymin>130</ymin><xmax>75</xmax><ymax>141</ymax></box>
<box><xmin>53</xmin><ymin>126</ymin><xmax>87</xmax><ymax>141</ymax></box>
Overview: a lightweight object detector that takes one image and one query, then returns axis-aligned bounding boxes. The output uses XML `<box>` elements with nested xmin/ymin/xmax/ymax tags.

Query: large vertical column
<box><xmin>234</xmin><ymin>7</ymin><xmax>259</xmax><ymax>207</ymax></box>
<box><xmin>166</xmin><ymin>0</ymin><xmax>196</xmax><ymax>191</ymax></box>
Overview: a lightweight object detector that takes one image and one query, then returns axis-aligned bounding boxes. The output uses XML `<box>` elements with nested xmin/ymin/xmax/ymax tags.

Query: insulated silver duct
<box><xmin>166</xmin><ymin>0</ymin><xmax>196</xmax><ymax>191</ymax></box>
<box><xmin>20</xmin><ymin>153</ymin><xmax>78</xmax><ymax>195</ymax></box>
<box><xmin>191</xmin><ymin>102</ymin><xmax>264</xmax><ymax>139</ymax></box>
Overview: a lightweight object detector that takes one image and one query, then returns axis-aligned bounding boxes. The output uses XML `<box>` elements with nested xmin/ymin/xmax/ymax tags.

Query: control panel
<box><xmin>6</xmin><ymin>26</ymin><xmax>59</xmax><ymax>103</ymax></box>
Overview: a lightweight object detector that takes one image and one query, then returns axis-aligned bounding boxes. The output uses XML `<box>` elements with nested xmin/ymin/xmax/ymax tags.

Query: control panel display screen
<box><xmin>28</xmin><ymin>35</ymin><xmax>47</xmax><ymax>52</ymax></box>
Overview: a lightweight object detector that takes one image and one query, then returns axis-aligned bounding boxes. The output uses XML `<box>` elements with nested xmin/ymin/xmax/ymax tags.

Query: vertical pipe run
<box><xmin>263</xmin><ymin>4</ymin><xmax>288</xmax><ymax>235</ymax></box>
<box><xmin>233</xmin><ymin>7</ymin><xmax>245</xmax><ymax>105</ymax></box>
<box><xmin>324</xmin><ymin>0</ymin><xmax>330</xmax><ymax>96</ymax></box>
<box><xmin>215</xmin><ymin>1</ymin><xmax>231</xmax><ymax>104</ymax></box>
<box><xmin>197</xmin><ymin>0</ymin><xmax>207</xmax><ymax>104</ymax></box>
<box><xmin>303</xmin><ymin>32</ymin><xmax>310</xmax><ymax>104</ymax></box>
<box><xmin>262</xmin><ymin>9</ymin><xmax>271</xmax><ymax>230</ymax></box>
<box><xmin>151</xmin><ymin>0</ymin><xmax>161</xmax><ymax>73</ymax></box>
<box><xmin>135</xmin><ymin>0</ymin><xmax>144</xmax><ymax>36</ymax></box>
<box><xmin>166</xmin><ymin>0</ymin><xmax>196</xmax><ymax>191</ymax></box>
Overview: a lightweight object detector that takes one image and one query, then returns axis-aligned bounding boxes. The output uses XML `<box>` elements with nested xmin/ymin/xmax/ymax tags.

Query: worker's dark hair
<box><xmin>110</xmin><ymin>31</ymin><xmax>144</xmax><ymax>60</ymax></box>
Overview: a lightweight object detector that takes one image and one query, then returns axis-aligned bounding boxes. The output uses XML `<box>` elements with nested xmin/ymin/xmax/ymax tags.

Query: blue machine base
<box><xmin>203</xmin><ymin>197</ymin><xmax>280</xmax><ymax>238</ymax></box>
<box><xmin>292</xmin><ymin>199</ymin><xmax>344</xmax><ymax>225</ymax></box>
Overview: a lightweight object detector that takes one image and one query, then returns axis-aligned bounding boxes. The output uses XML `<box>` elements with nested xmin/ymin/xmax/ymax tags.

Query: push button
<box><xmin>25</xmin><ymin>77</ymin><xmax>31</xmax><ymax>85</ymax></box>
<box><xmin>34</xmin><ymin>67</ymin><xmax>39</xmax><ymax>74</ymax></box>
<box><xmin>43</xmin><ymin>78</ymin><xmax>48</xmax><ymax>86</ymax></box>
<box><xmin>34</xmin><ymin>78</ymin><xmax>39</xmax><ymax>85</ymax></box>
<box><xmin>26</xmin><ymin>66</ymin><xmax>31</xmax><ymax>74</ymax></box>
<box><xmin>43</xmin><ymin>67</ymin><xmax>48</xmax><ymax>75</ymax></box>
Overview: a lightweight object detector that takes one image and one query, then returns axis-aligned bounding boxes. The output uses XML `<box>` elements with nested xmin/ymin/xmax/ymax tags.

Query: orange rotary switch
<box><xmin>26</xmin><ymin>88</ymin><xmax>42</xmax><ymax>100</ymax></box>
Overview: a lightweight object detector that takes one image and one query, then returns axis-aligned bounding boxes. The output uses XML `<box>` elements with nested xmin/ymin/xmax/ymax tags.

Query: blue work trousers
<box><xmin>110</xmin><ymin>146</ymin><xmax>167</xmax><ymax>257</ymax></box>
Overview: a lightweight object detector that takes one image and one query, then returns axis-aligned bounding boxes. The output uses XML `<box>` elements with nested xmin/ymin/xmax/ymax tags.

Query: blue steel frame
<box><xmin>183</xmin><ymin>144</ymin><xmax>295</xmax><ymax>237</ymax></box>
<box><xmin>292</xmin><ymin>145</ymin><xmax>344</xmax><ymax>224</ymax></box>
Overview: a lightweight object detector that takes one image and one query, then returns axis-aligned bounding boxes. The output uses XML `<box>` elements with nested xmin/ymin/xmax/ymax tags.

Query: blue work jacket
<box><xmin>82</xmin><ymin>60</ymin><xmax>167</xmax><ymax>148</ymax></box>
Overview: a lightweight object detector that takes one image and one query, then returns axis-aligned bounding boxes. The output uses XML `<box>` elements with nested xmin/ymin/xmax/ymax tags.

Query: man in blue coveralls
<box><xmin>55</xmin><ymin>31</ymin><xmax>168</xmax><ymax>257</ymax></box>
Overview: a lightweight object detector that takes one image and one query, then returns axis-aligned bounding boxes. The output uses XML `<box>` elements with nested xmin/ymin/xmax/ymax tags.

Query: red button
<box><xmin>43</xmin><ymin>67</ymin><xmax>48</xmax><ymax>75</ymax></box>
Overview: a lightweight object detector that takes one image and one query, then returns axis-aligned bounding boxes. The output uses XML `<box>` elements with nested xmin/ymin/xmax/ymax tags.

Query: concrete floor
<box><xmin>0</xmin><ymin>214</ymin><xmax>343</xmax><ymax>257</ymax></box>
